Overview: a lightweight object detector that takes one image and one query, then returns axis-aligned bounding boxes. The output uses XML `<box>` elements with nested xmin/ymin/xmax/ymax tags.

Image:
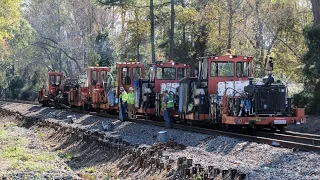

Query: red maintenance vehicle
<box><xmin>67</xmin><ymin>62</ymin><xmax>144</xmax><ymax>112</ymax></box>
<box><xmin>135</xmin><ymin>60</ymin><xmax>191</xmax><ymax>118</ymax></box>
<box><xmin>38</xmin><ymin>72</ymin><xmax>64</xmax><ymax>106</ymax></box>
<box><xmin>68</xmin><ymin>66</ymin><xmax>114</xmax><ymax>110</ymax></box>
<box><xmin>115</xmin><ymin>61</ymin><xmax>144</xmax><ymax>93</ymax></box>
<box><xmin>178</xmin><ymin>53</ymin><xmax>305</xmax><ymax>132</ymax></box>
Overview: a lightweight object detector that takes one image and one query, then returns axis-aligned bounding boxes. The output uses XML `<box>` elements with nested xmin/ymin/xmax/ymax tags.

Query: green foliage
<box><xmin>7</xmin><ymin>75</ymin><xmax>25</xmax><ymax>99</ymax></box>
<box><xmin>85</xmin><ymin>167</ymin><xmax>95</xmax><ymax>173</ymax></box>
<box><xmin>295</xmin><ymin>25</ymin><xmax>320</xmax><ymax>114</ymax></box>
<box><xmin>0</xmin><ymin>0</ymin><xmax>21</xmax><ymax>41</ymax></box>
<box><xmin>0</xmin><ymin>0</ymin><xmax>314</xmax><ymax>105</ymax></box>
<box><xmin>64</xmin><ymin>152</ymin><xmax>74</xmax><ymax>161</ymax></box>
<box><xmin>95</xmin><ymin>31</ymin><xmax>114</xmax><ymax>66</ymax></box>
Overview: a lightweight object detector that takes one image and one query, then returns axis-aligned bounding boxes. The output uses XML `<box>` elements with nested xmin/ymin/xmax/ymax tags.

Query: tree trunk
<box><xmin>135</xmin><ymin>8</ymin><xmax>140</xmax><ymax>62</ymax></box>
<box><xmin>263</xmin><ymin>30</ymin><xmax>279</xmax><ymax>75</ymax></box>
<box><xmin>150</xmin><ymin>0</ymin><xmax>155</xmax><ymax>63</ymax></box>
<box><xmin>121</xmin><ymin>6</ymin><xmax>126</xmax><ymax>33</ymax></box>
<box><xmin>57</xmin><ymin>0</ymin><xmax>62</xmax><ymax>72</ymax></box>
<box><xmin>218</xmin><ymin>0</ymin><xmax>222</xmax><ymax>54</ymax></box>
<box><xmin>227</xmin><ymin>0</ymin><xmax>233</xmax><ymax>50</ymax></box>
<box><xmin>169</xmin><ymin>0</ymin><xmax>175</xmax><ymax>60</ymax></box>
<box><xmin>255</xmin><ymin>0</ymin><xmax>265</xmax><ymax>76</ymax></box>
<box><xmin>311</xmin><ymin>0</ymin><xmax>320</xmax><ymax>26</ymax></box>
<box><xmin>137</xmin><ymin>43</ymin><xmax>140</xmax><ymax>62</ymax></box>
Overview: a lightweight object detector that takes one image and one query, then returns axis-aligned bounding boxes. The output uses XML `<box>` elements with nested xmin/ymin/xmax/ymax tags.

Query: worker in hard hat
<box><xmin>119</xmin><ymin>87</ymin><xmax>128</xmax><ymax>121</ymax></box>
<box><xmin>127</xmin><ymin>87</ymin><xmax>135</xmax><ymax>119</ymax></box>
<box><xmin>162</xmin><ymin>89</ymin><xmax>174</xmax><ymax>128</ymax></box>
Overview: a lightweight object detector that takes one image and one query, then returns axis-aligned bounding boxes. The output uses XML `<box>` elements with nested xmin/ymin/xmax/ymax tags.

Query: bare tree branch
<box><xmin>32</xmin><ymin>40</ymin><xmax>82</xmax><ymax>72</ymax></box>
<box><xmin>264</xmin><ymin>22</ymin><xmax>301</xmax><ymax>59</ymax></box>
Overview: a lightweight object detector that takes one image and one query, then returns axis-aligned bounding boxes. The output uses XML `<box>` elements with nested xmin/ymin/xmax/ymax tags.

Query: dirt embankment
<box><xmin>0</xmin><ymin>113</ymin><xmax>79</xmax><ymax>179</ymax></box>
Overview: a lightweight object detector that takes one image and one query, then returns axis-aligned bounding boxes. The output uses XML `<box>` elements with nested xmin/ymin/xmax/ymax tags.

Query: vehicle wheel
<box><xmin>84</xmin><ymin>103</ymin><xmax>92</xmax><ymax>111</ymax></box>
<box><xmin>270</xmin><ymin>125</ymin><xmax>276</xmax><ymax>133</ymax></box>
<box><xmin>42</xmin><ymin>101</ymin><xmax>48</xmax><ymax>107</ymax></box>
<box><xmin>278</xmin><ymin>125</ymin><xmax>286</xmax><ymax>133</ymax></box>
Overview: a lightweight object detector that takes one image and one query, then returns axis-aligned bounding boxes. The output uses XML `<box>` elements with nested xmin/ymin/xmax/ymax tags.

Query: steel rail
<box><xmin>1</xmin><ymin>99</ymin><xmax>320</xmax><ymax>152</ymax></box>
<box><xmin>285</xmin><ymin>131</ymin><xmax>320</xmax><ymax>139</ymax></box>
<box><xmin>253</xmin><ymin>131</ymin><xmax>320</xmax><ymax>146</ymax></box>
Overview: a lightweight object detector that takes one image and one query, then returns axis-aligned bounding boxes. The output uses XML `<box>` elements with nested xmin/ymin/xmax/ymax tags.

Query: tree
<box><xmin>0</xmin><ymin>0</ymin><xmax>21</xmax><ymax>57</ymax></box>
<box><xmin>294</xmin><ymin>0</ymin><xmax>320</xmax><ymax>113</ymax></box>
<box><xmin>169</xmin><ymin>0</ymin><xmax>175</xmax><ymax>60</ymax></box>
<box><xmin>311</xmin><ymin>0</ymin><xmax>320</xmax><ymax>26</ymax></box>
<box><xmin>150</xmin><ymin>0</ymin><xmax>156</xmax><ymax>63</ymax></box>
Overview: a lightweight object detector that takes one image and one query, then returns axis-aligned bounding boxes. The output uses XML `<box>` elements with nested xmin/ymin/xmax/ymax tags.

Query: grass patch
<box><xmin>0</xmin><ymin>121</ymin><xmax>59</xmax><ymax>174</ymax></box>
<box><xmin>64</xmin><ymin>152</ymin><xmax>74</xmax><ymax>161</ymax></box>
<box><xmin>85</xmin><ymin>167</ymin><xmax>95</xmax><ymax>173</ymax></box>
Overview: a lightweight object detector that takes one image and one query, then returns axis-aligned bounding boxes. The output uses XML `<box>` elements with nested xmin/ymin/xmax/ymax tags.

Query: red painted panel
<box><xmin>207</xmin><ymin>55</ymin><xmax>252</xmax><ymax>95</ymax></box>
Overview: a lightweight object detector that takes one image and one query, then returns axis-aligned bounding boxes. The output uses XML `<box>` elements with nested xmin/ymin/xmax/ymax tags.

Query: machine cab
<box><xmin>116</xmin><ymin>61</ymin><xmax>145</xmax><ymax>92</ymax></box>
<box><xmin>47</xmin><ymin>72</ymin><xmax>64</xmax><ymax>95</ymax></box>
<box><xmin>148</xmin><ymin>61</ymin><xmax>190</xmax><ymax>93</ymax></box>
<box><xmin>87</xmin><ymin>67</ymin><xmax>111</xmax><ymax>88</ymax></box>
<box><xmin>198</xmin><ymin>55</ymin><xmax>253</xmax><ymax>95</ymax></box>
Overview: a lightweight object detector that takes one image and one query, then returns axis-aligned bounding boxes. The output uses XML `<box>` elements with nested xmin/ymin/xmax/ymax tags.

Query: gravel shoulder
<box><xmin>287</xmin><ymin>115</ymin><xmax>320</xmax><ymax>134</ymax></box>
<box><xmin>1</xmin><ymin>102</ymin><xmax>320</xmax><ymax>179</ymax></box>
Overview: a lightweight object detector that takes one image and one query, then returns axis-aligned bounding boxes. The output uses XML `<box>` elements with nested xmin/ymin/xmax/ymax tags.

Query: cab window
<box><xmin>210</xmin><ymin>62</ymin><xmax>234</xmax><ymax>77</ymax></box>
<box><xmin>149</xmin><ymin>66</ymin><xmax>155</xmax><ymax>82</ymax></box>
<box><xmin>121</xmin><ymin>67</ymin><xmax>131</xmax><ymax>85</ymax></box>
<box><xmin>49</xmin><ymin>75</ymin><xmax>55</xmax><ymax>85</ymax></box>
<box><xmin>156</xmin><ymin>67</ymin><xmax>176</xmax><ymax>80</ymax></box>
<box><xmin>101</xmin><ymin>71</ymin><xmax>107</xmax><ymax>82</ymax></box>
<box><xmin>56</xmin><ymin>75</ymin><xmax>62</xmax><ymax>85</ymax></box>
<box><xmin>133</xmin><ymin>67</ymin><xmax>141</xmax><ymax>80</ymax></box>
<box><xmin>177</xmin><ymin>68</ymin><xmax>188</xmax><ymax>80</ymax></box>
<box><xmin>91</xmin><ymin>71</ymin><xmax>98</xmax><ymax>84</ymax></box>
<box><xmin>236</xmin><ymin>62</ymin><xmax>250</xmax><ymax>77</ymax></box>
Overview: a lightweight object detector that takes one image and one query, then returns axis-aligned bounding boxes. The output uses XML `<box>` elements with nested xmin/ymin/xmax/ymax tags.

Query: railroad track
<box><xmin>1</xmin><ymin>99</ymin><xmax>320</xmax><ymax>153</ymax></box>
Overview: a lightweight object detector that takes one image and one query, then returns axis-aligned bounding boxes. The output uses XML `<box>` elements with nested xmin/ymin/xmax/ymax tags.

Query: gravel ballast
<box><xmin>1</xmin><ymin>102</ymin><xmax>320</xmax><ymax>179</ymax></box>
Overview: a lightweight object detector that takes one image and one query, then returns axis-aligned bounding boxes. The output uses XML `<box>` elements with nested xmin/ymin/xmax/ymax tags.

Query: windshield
<box><xmin>92</xmin><ymin>71</ymin><xmax>98</xmax><ymax>82</ymax></box>
<box><xmin>177</xmin><ymin>68</ymin><xmax>189</xmax><ymax>80</ymax></box>
<box><xmin>122</xmin><ymin>67</ymin><xmax>131</xmax><ymax>85</ymax></box>
<box><xmin>49</xmin><ymin>75</ymin><xmax>55</xmax><ymax>85</ymax></box>
<box><xmin>156</xmin><ymin>67</ymin><xmax>176</xmax><ymax>80</ymax></box>
<box><xmin>236</xmin><ymin>62</ymin><xmax>250</xmax><ymax>77</ymax></box>
<box><xmin>101</xmin><ymin>70</ymin><xmax>107</xmax><ymax>82</ymax></box>
<box><xmin>133</xmin><ymin>67</ymin><xmax>141</xmax><ymax>80</ymax></box>
<box><xmin>56</xmin><ymin>75</ymin><xmax>61</xmax><ymax>85</ymax></box>
<box><xmin>149</xmin><ymin>66</ymin><xmax>155</xmax><ymax>82</ymax></box>
<box><xmin>211</xmin><ymin>62</ymin><xmax>234</xmax><ymax>77</ymax></box>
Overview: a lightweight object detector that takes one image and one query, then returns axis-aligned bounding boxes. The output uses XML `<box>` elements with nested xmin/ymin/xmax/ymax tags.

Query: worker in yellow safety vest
<box><xmin>119</xmin><ymin>87</ymin><xmax>128</xmax><ymax>121</ymax></box>
<box><xmin>127</xmin><ymin>87</ymin><xmax>135</xmax><ymax>119</ymax></box>
<box><xmin>162</xmin><ymin>90</ymin><xmax>174</xmax><ymax>128</ymax></box>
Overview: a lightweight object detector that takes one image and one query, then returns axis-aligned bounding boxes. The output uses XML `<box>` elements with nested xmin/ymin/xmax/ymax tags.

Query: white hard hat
<box><xmin>120</xmin><ymin>87</ymin><xmax>125</xmax><ymax>91</ymax></box>
<box><xmin>129</xmin><ymin>87</ymin><xmax>134</xmax><ymax>91</ymax></box>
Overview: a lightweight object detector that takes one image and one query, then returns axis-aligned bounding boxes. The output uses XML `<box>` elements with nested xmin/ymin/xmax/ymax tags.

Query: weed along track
<box><xmin>0</xmin><ymin>110</ymin><xmax>78</xmax><ymax>179</ymax></box>
<box><xmin>0</xmin><ymin>106</ymin><xmax>247</xmax><ymax>180</ymax></box>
